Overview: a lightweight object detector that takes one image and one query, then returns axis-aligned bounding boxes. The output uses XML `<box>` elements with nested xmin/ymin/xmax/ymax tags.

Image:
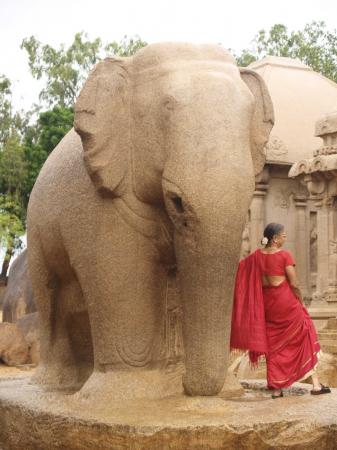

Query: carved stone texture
<box><xmin>240</xmin><ymin>214</ymin><xmax>251</xmax><ymax>258</ymax></box>
<box><xmin>290</xmin><ymin>110</ymin><xmax>337</xmax><ymax>177</ymax></box>
<box><xmin>310</xmin><ymin>212</ymin><xmax>318</xmax><ymax>276</ymax></box>
<box><xmin>265</xmin><ymin>135</ymin><xmax>288</xmax><ymax>161</ymax></box>
<box><xmin>273</xmin><ymin>182</ymin><xmax>308</xmax><ymax>210</ymax></box>
<box><xmin>319</xmin><ymin>317</ymin><xmax>337</xmax><ymax>355</ymax></box>
<box><xmin>273</xmin><ymin>187</ymin><xmax>293</xmax><ymax>209</ymax></box>
<box><xmin>289</xmin><ymin>154</ymin><xmax>337</xmax><ymax>178</ymax></box>
<box><xmin>315</xmin><ymin>110</ymin><xmax>337</xmax><ymax>152</ymax></box>
<box><xmin>27</xmin><ymin>42</ymin><xmax>274</xmax><ymax>400</ymax></box>
<box><xmin>165</xmin><ymin>268</ymin><xmax>184</xmax><ymax>364</ymax></box>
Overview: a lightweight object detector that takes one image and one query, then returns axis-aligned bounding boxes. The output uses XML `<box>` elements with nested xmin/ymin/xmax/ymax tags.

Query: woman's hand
<box><xmin>292</xmin><ymin>286</ymin><xmax>303</xmax><ymax>303</ymax></box>
<box><xmin>285</xmin><ymin>265</ymin><xmax>303</xmax><ymax>303</ymax></box>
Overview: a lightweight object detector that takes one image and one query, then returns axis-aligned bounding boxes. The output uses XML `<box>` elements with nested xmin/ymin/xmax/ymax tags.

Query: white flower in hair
<box><xmin>261</xmin><ymin>237</ymin><xmax>268</xmax><ymax>246</ymax></box>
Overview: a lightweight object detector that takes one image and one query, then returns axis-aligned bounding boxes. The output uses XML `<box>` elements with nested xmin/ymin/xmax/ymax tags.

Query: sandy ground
<box><xmin>0</xmin><ymin>363</ymin><xmax>35</xmax><ymax>379</ymax></box>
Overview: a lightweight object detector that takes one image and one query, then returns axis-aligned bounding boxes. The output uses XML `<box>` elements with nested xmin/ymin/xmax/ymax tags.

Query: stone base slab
<box><xmin>1</xmin><ymin>375</ymin><xmax>337</xmax><ymax>449</ymax></box>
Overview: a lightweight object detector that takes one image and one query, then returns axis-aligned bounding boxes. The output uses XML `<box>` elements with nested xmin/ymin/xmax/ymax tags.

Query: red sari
<box><xmin>230</xmin><ymin>249</ymin><xmax>320</xmax><ymax>389</ymax></box>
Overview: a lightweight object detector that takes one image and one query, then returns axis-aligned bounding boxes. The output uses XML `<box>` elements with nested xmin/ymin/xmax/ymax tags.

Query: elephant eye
<box><xmin>171</xmin><ymin>196</ymin><xmax>184</xmax><ymax>214</ymax></box>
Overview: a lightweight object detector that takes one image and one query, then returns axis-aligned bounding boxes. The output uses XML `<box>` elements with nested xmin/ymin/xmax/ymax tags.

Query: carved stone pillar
<box><xmin>314</xmin><ymin>194</ymin><xmax>330</xmax><ymax>298</ymax></box>
<box><xmin>293</xmin><ymin>195</ymin><xmax>309</xmax><ymax>296</ymax></box>
<box><xmin>325</xmin><ymin>197</ymin><xmax>337</xmax><ymax>302</ymax></box>
<box><xmin>290</xmin><ymin>110</ymin><xmax>337</xmax><ymax>318</ymax></box>
<box><xmin>250</xmin><ymin>167</ymin><xmax>269</xmax><ymax>251</ymax></box>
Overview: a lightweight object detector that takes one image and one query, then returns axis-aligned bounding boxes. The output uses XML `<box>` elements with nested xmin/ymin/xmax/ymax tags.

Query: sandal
<box><xmin>272</xmin><ymin>390</ymin><xmax>283</xmax><ymax>399</ymax></box>
<box><xmin>310</xmin><ymin>384</ymin><xmax>331</xmax><ymax>395</ymax></box>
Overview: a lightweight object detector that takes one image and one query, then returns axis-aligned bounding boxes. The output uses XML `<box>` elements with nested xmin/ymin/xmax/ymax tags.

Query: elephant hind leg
<box><xmin>66</xmin><ymin>309</ymin><xmax>94</xmax><ymax>386</ymax></box>
<box><xmin>29</xmin><ymin>232</ymin><xmax>93</xmax><ymax>391</ymax></box>
<box><xmin>43</xmin><ymin>278</ymin><xmax>93</xmax><ymax>391</ymax></box>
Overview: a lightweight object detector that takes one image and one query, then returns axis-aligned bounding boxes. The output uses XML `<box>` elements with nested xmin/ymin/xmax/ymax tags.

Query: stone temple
<box><xmin>242</xmin><ymin>56</ymin><xmax>337</xmax><ymax>330</ymax></box>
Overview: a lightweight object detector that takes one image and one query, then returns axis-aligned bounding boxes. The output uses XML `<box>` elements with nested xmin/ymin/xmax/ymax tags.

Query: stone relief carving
<box><xmin>240</xmin><ymin>213</ymin><xmax>251</xmax><ymax>258</ymax></box>
<box><xmin>329</xmin><ymin>240</ymin><xmax>337</xmax><ymax>254</ymax></box>
<box><xmin>314</xmin><ymin>145</ymin><xmax>337</xmax><ymax>156</ymax></box>
<box><xmin>310</xmin><ymin>218</ymin><xmax>318</xmax><ymax>274</ymax></box>
<box><xmin>273</xmin><ymin>188</ymin><xmax>293</xmax><ymax>209</ymax></box>
<box><xmin>165</xmin><ymin>269</ymin><xmax>184</xmax><ymax>364</ymax></box>
<box><xmin>265</xmin><ymin>135</ymin><xmax>288</xmax><ymax>160</ymax></box>
<box><xmin>273</xmin><ymin>183</ymin><xmax>308</xmax><ymax>209</ymax></box>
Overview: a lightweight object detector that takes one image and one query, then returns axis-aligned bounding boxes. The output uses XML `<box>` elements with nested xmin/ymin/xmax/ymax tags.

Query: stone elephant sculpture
<box><xmin>27</xmin><ymin>43</ymin><xmax>274</xmax><ymax>399</ymax></box>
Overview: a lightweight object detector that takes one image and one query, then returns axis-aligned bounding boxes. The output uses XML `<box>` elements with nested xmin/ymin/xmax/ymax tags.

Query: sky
<box><xmin>1</xmin><ymin>0</ymin><xmax>337</xmax><ymax>111</ymax></box>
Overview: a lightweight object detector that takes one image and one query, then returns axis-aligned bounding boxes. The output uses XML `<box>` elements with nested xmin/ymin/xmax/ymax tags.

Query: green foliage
<box><xmin>0</xmin><ymin>134</ymin><xmax>27</xmax><ymax>200</ymax></box>
<box><xmin>0</xmin><ymin>75</ymin><xmax>12</xmax><ymax>146</ymax></box>
<box><xmin>235</xmin><ymin>21</ymin><xmax>337</xmax><ymax>83</ymax></box>
<box><xmin>0</xmin><ymin>195</ymin><xmax>25</xmax><ymax>252</ymax></box>
<box><xmin>35</xmin><ymin>106</ymin><xmax>74</xmax><ymax>154</ymax></box>
<box><xmin>105</xmin><ymin>35</ymin><xmax>147</xmax><ymax>57</ymax></box>
<box><xmin>21</xmin><ymin>33</ymin><xmax>147</xmax><ymax>108</ymax></box>
<box><xmin>23</xmin><ymin>106</ymin><xmax>74</xmax><ymax>198</ymax></box>
<box><xmin>0</xmin><ymin>135</ymin><xmax>27</xmax><ymax>255</ymax></box>
<box><xmin>21</xmin><ymin>32</ymin><xmax>102</xmax><ymax>108</ymax></box>
<box><xmin>235</xmin><ymin>50</ymin><xmax>257</xmax><ymax>68</ymax></box>
<box><xmin>0</xmin><ymin>76</ymin><xmax>30</xmax><ymax>268</ymax></box>
<box><xmin>0</xmin><ymin>75</ymin><xmax>28</xmax><ymax>147</ymax></box>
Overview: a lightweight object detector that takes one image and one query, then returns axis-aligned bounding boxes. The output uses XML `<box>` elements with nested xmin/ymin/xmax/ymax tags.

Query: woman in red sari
<box><xmin>231</xmin><ymin>222</ymin><xmax>330</xmax><ymax>398</ymax></box>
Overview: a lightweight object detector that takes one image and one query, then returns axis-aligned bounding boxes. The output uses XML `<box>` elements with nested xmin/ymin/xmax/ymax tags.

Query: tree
<box><xmin>0</xmin><ymin>76</ymin><xmax>30</xmax><ymax>280</ymax></box>
<box><xmin>235</xmin><ymin>21</ymin><xmax>337</xmax><ymax>83</ymax></box>
<box><xmin>104</xmin><ymin>35</ymin><xmax>147</xmax><ymax>57</ymax></box>
<box><xmin>21</xmin><ymin>33</ymin><xmax>147</xmax><ymax>108</ymax></box>
<box><xmin>0</xmin><ymin>75</ymin><xmax>27</xmax><ymax>147</ymax></box>
<box><xmin>0</xmin><ymin>134</ymin><xmax>27</xmax><ymax>280</ymax></box>
<box><xmin>23</xmin><ymin>106</ymin><xmax>74</xmax><ymax>199</ymax></box>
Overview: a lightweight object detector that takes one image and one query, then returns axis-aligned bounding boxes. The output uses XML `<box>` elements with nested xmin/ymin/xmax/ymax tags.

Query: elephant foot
<box><xmin>31</xmin><ymin>363</ymin><xmax>84</xmax><ymax>393</ymax></box>
<box><xmin>74</xmin><ymin>364</ymin><xmax>184</xmax><ymax>402</ymax></box>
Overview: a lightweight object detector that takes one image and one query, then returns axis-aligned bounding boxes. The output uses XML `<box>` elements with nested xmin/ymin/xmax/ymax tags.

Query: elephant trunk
<box><xmin>176</xmin><ymin>228</ymin><xmax>240</xmax><ymax>395</ymax></box>
<box><xmin>163</xmin><ymin>167</ymin><xmax>254</xmax><ymax>396</ymax></box>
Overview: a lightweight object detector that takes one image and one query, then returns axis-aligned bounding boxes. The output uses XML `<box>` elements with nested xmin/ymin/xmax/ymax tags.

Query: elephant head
<box><xmin>74</xmin><ymin>43</ymin><xmax>274</xmax><ymax>396</ymax></box>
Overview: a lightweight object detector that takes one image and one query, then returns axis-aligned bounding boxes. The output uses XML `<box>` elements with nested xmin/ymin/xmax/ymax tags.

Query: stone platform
<box><xmin>0</xmin><ymin>374</ymin><xmax>337</xmax><ymax>450</ymax></box>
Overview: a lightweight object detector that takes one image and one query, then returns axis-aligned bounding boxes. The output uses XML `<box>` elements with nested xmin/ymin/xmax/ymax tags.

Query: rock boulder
<box><xmin>2</xmin><ymin>249</ymin><xmax>35</xmax><ymax>323</ymax></box>
<box><xmin>16</xmin><ymin>312</ymin><xmax>40</xmax><ymax>365</ymax></box>
<box><xmin>0</xmin><ymin>322</ymin><xmax>29</xmax><ymax>366</ymax></box>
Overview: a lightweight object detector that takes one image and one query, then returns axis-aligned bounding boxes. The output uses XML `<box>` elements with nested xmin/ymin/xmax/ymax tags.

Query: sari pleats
<box><xmin>263</xmin><ymin>280</ymin><xmax>320</xmax><ymax>389</ymax></box>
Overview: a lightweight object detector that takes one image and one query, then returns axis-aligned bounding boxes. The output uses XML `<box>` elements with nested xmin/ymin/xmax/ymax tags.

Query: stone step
<box><xmin>326</xmin><ymin>318</ymin><xmax>337</xmax><ymax>329</ymax></box>
<box><xmin>319</xmin><ymin>331</ymin><xmax>337</xmax><ymax>340</ymax></box>
<box><xmin>308</xmin><ymin>309</ymin><xmax>337</xmax><ymax>320</ymax></box>
<box><xmin>319</xmin><ymin>341</ymin><xmax>337</xmax><ymax>354</ymax></box>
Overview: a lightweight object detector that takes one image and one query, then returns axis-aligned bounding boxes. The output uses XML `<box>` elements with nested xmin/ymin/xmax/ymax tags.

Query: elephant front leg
<box><xmin>76</xmin><ymin>215</ymin><xmax>183</xmax><ymax>400</ymax></box>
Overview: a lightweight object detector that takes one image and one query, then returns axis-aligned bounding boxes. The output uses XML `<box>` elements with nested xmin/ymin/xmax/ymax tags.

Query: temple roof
<box><xmin>248</xmin><ymin>56</ymin><xmax>337</xmax><ymax>164</ymax></box>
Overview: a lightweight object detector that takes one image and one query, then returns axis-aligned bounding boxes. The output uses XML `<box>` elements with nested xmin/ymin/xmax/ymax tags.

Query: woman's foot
<box><xmin>310</xmin><ymin>383</ymin><xmax>331</xmax><ymax>395</ymax></box>
<box><xmin>271</xmin><ymin>389</ymin><xmax>283</xmax><ymax>399</ymax></box>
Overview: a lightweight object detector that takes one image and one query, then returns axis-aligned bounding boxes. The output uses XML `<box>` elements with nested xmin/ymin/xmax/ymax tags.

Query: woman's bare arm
<box><xmin>285</xmin><ymin>265</ymin><xmax>302</xmax><ymax>302</ymax></box>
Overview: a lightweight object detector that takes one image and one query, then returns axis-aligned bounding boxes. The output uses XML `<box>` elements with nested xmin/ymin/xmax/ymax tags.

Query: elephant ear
<box><xmin>74</xmin><ymin>57</ymin><xmax>130</xmax><ymax>194</ymax></box>
<box><xmin>240</xmin><ymin>68</ymin><xmax>274</xmax><ymax>176</ymax></box>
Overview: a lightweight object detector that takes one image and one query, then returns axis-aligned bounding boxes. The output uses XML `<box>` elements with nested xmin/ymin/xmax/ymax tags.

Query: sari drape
<box><xmin>230</xmin><ymin>249</ymin><xmax>320</xmax><ymax>389</ymax></box>
<box><xmin>230</xmin><ymin>250</ymin><xmax>268</xmax><ymax>365</ymax></box>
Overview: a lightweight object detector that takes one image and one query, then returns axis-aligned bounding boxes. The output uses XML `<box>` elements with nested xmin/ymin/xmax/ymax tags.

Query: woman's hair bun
<box><xmin>261</xmin><ymin>236</ymin><xmax>269</xmax><ymax>246</ymax></box>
